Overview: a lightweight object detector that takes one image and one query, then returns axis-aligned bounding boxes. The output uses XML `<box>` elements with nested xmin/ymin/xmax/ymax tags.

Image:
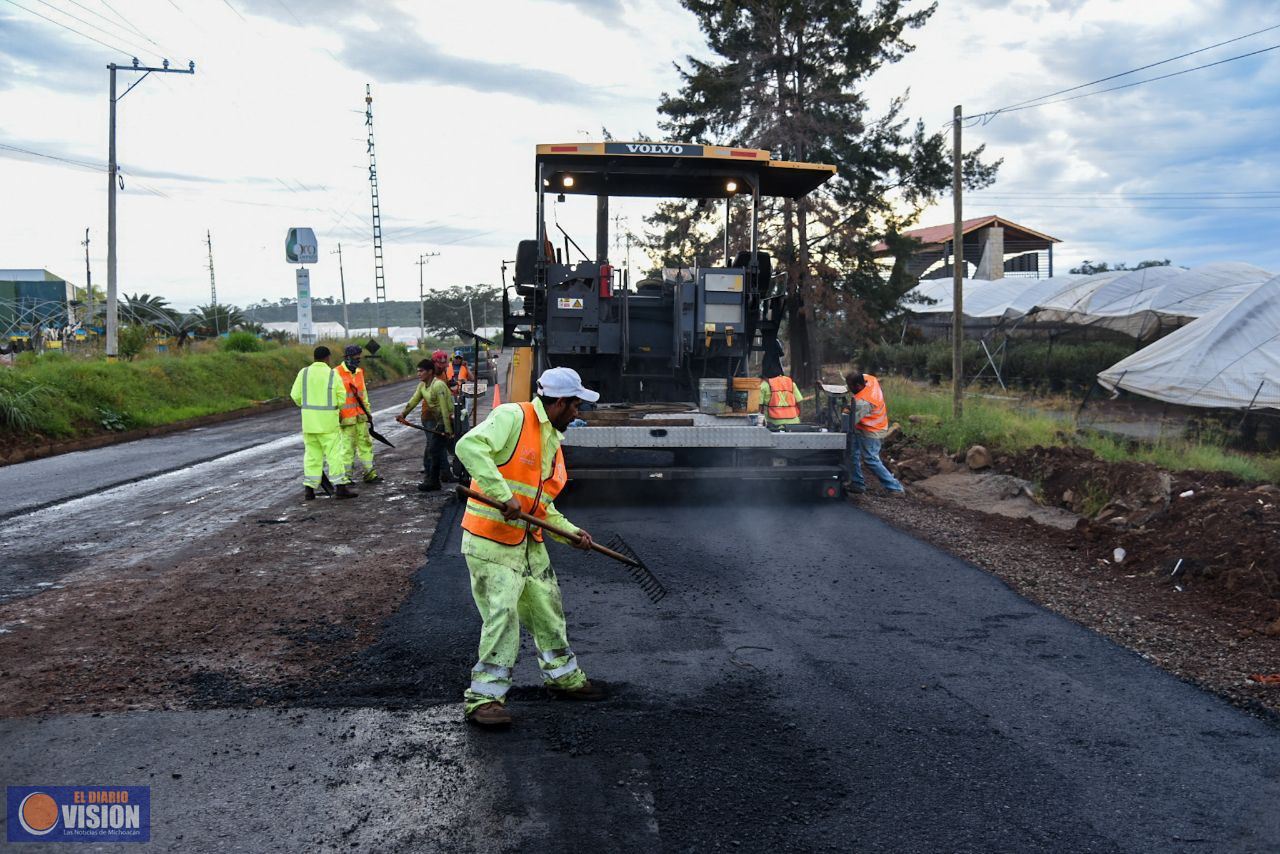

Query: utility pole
<box><xmin>365</xmin><ymin>84</ymin><xmax>388</xmax><ymax>335</ymax></box>
<box><xmin>612</xmin><ymin>213</ymin><xmax>633</xmax><ymax>287</ymax></box>
<box><xmin>951</xmin><ymin>104</ymin><xmax>965</xmax><ymax>419</ymax></box>
<box><xmin>82</xmin><ymin>228</ymin><xmax>93</xmax><ymax>331</ymax></box>
<box><xmin>332</xmin><ymin>243</ymin><xmax>350</xmax><ymax>335</ymax></box>
<box><xmin>106</xmin><ymin>58</ymin><xmax>196</xmax><ymax>360</ymax></box>
<box><xmin>416</xmin><ymin>251</ymin><xmax>440</xmax><ymax>347</ymax></box>
<box><xmin>206</xmin><ymin>229</ymin><xmax>217</xmax><ymax>335</ymax></box>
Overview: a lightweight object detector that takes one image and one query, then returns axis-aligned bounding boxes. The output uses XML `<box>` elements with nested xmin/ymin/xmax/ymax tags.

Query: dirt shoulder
<box><xmin>861</xmin><ymin>442</ymin><xmax>1280</xmax><ymax>718</ymax></box>
<box><xmin>0</xmin><ymin>439</ymin><xmax>452</xmax><ymax>718</ymax></box>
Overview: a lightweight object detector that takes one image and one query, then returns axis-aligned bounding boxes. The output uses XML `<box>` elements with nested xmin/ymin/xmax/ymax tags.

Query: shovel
<box><xmin>455</xmin><ymin>485</ymin><xmax>666</xmax><ymax>603</ymax></box>
<box><xmin>346</xmin><ymin>381</ymin><xmax>395</xmax><ymax>448</ymax></box>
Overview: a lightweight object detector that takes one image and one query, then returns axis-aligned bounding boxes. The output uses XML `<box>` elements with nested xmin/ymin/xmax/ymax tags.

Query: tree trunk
<box><xmin>792</xmin><ymin>196</ymin><xmax>816</xmax><ymax>387</ymax></box>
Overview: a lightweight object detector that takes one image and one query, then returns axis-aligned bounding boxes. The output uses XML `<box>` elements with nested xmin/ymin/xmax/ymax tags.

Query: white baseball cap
<box><xmin>536</xmin><ymin>367</ymin><xmax>600</xmax><ymax>403</ymax></box>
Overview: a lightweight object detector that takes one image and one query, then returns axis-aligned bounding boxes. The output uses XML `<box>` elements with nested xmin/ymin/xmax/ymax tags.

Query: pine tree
<box><xmin>655</xmin><ymin>0</ymin><xmax>999</xmax><ymax>383</ymax></box>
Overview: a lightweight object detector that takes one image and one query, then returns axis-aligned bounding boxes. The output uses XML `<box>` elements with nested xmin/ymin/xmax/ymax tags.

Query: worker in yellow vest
<box><xmin>844</xmin><ymin>371</ymin><xmax>904</xmax><ymax>496</ymax></box>
<box><xmin>759</xmin><ymin>366</ymin><xmax>804</xmax><ymax>427</ymax></box>
<box><xmin>335</xmin><ymin>345</ymin><xmax>382</xmax><ymax>484</ymax></box>
<box><xmin>396</xmin><ymin>358</ymin><xmax>454</xmax><ymax>492</ymax></box>
<box><xmin>289</xmin><ymin>346</ymin><xmax>357</xmax><ymax>501</ymax></box>
<box><xmin>453</xmin><ymin>366</ymin><xmax>604</xmax><ymax>727</ymax></box>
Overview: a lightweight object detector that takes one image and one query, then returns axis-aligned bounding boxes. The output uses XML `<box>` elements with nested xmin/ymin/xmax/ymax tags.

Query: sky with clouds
<box><xmin>1</xmin><ymin>0</ymin><xmax>1277</xmax><ymax>311</ymax></box>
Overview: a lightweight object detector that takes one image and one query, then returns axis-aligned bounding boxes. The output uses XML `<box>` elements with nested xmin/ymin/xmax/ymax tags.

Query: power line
<box><xmin>0</xmin><ymin>141</ymin><xmax>103</xmax><ymax>171</ymax></box>
<box><xmin>1</xmin><ymin>0</ymin><xmax>133</xmax><ymax>55</ymax></box>
<box><xmin>94</xmin><ymin>0</ymin><xmax>183</xmax><ymax>60</ymax></box>
<box><xmin>969</xmin><ymin>40</ymin><xmax>1280</xmax><ymax>121</ymax></box>
<box><xmin>61</xmin><ymin>0</ymin><xmax>163</xmax><ymax>54</ymax></box>
<box><xmin>26</xmin><ymin>0</ymin><xmax>160</xmax><ymax>61</ymax></box>
<box><xmin>974</xmin><ymin>22</ymin><xmax>1280</xmax><ymax>118</ymax></box>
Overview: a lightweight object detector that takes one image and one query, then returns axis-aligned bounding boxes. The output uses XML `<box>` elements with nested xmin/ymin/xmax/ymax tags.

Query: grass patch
<box><xmin>877</xmin><ymin>377</ymin><xmax>1064</xmax><ymax>453</ymax></box>
<box><xmin>1080</xmin><ymin>433</ymin><xmax>1280</xmax><ymax>484</ymax></box>
<box><xmin>0</xmin><ymin>342</ymin><xmax>415</xmax><ymax>443</ymax></box>
<box><xmin>873</xmin><ymin>377</ymin><xmax>1280</xmax><ymax>484</ymax></box>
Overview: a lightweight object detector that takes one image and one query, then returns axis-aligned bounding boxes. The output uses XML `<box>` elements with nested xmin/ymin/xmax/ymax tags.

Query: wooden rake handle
<box><xmin>455</xmin><ymin>485</ymin><xmax>640</xmax><ymax>568</ymax></box>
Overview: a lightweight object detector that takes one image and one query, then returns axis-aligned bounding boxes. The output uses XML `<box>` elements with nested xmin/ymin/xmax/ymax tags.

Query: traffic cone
<box><xmin>492</xmin><ymin>383</ymin><xmax>501</xmax><ymax>409</ymax></box>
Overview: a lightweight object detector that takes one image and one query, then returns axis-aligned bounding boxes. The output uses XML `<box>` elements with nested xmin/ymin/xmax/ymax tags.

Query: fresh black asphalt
<box><xmin>3</xmin><ymin>483</ymin><xmax>1279</xmax><ymax>851</ymax></box>
<box><xmin>300</xmin><ymin>487</ymin><xmax>1280</xmax><ymax>852</ymax></box>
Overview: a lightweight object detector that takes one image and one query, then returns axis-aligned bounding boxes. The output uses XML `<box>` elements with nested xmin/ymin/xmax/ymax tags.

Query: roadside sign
<box><xmin>286</xmin><ymin>228</ymin><xmax>318</xmax><ymax>264</ymax></box>
<box><xmin>296</xmin><ymin>268</ymin><xmax>315</xmax><ymax>344</ymax></box>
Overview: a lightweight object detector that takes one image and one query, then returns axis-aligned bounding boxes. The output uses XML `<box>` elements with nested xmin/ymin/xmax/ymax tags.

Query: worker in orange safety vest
<box><xmin>844</xmin><ymin>371</ymin><xmax>903</xmax><ymax>496</ymax></box>
<box><xmin>759</xmin><ymin>366</ymin><xmax>804</xmax><ymax>427</ymax></box>
<box><xmin>335</xmin><ymin>345</ymin><xmax>382</xmax><ymax>484</ymax></box>
<box><xmin>452</xmin><ymin>366</ymin><xmax>606</xmax><ymax>727</ymax></box>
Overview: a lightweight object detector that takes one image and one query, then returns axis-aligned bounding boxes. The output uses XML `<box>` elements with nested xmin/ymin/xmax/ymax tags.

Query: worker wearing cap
<box><xmin>760</xmin><ymin>365</ymin><xmax>804</xmax><ymax>427</ymax></box>
<box><xmin>844</xmin><ymin>371</ymin><xmax>904</xmax><ymax>496</ymax></box>
<box><xmin>453</xmin><ymin>366</ymin><xmax>605</xmax><ymax>727</ymax></box>
<box><xmin>396</xmin><ymin>359</ymin><xmax>454</xmax><ymax>491</ymax></box>
<box><xmin>335</xmin><ymin>345</ymin><xmax>382</xmax><ymax>485</ymax></box>
<box><xmin>289</xmin><ymin>346</ymin><xmax>357</xmax><ymax>501</ymax></box>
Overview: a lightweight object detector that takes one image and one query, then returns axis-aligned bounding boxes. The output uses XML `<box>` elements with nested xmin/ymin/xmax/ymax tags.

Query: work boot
<box><xmin>319</xmin><ymin>474</ymin><xmax>335</xmax><ymax>496</ymax></box>
<box><xmin>304</xmin><ymin>487</ymin><xmax>316</xmax><ymax>501</ymax></box>
<box><xmin>547</xmin><ymin>680</ymin><xmax>607</xmax><ymax>702</ymax></box>
<box><xmin>843</xmin><ymin>481</ymin><xmax>866</xmax><ymax>495</ymax></box>
<box><xmin>335</xmin><ymin>483</ymin><xmax>359</xmax><ymax>499</ymax></box>
<box><xmin>417</xmin><ymin>480</ymin><xmax>441</xmax><ymax>492</ymax></box>
<box><xmin>363</xmin><ymin>472</ymin><xmax>384</xmax><ymax>484</ymax></box>
<box><xmin>466</xmin><ymin>702</ymin><xmax>512</xmax><ymax>727</ymax></box>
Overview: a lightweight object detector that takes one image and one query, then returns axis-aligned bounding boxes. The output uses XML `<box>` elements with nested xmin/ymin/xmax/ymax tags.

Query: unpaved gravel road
<box><xmin>2</xmin><ymin>404</ymin><xmax>1279</xmax><ymax>851</ymax></box>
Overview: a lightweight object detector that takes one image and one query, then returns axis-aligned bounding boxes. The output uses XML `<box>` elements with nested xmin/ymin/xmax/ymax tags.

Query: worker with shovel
<box><xmin>336</xmin><ymin>345</ymin><xmax>383</xmax><ymax>485</ymax></box>
<box><xmin>289</xmin><ymin>345</ymin><xmax>357</xmax><ymax>501</ymax></box>
<box><xmin>453</xmin><ymin>366</ymin><xmax>605</xmax><ymax>726</ymax></box>
<box><xmin>396</xmin><ymin>359</ymin><xmax>454</xmax><ymax>492</ymax></box>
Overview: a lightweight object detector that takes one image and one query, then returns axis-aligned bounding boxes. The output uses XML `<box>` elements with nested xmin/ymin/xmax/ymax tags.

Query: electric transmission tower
<box><xmin>206</xmin><ymin>229</ymin><xmax>218</xmax><ymax>334</ymax></box>
<box><xmin>365</xmin><ymin>84</ymin><xmax>387</xmax><ymax>333</ymax></box>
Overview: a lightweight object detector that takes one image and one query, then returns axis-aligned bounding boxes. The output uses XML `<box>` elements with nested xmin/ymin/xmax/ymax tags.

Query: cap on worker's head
<box><xmin>536</xmin><ymin>367</ymin><xmax>599</xmax><ymax>403</ymax></box>
<box><xmin>344</xmin><ymin>344</ymin><xmax>362</xmax><ymax>357</ymax></box>
<box><xmin>432</xmin><ymin>349</ymin><xmax>448</xmax><ymax>360</ymax></box>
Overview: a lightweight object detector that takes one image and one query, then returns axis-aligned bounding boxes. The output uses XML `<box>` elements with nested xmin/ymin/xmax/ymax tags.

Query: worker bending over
<box><xmin>396</xmin><ymin>359</ymin><xmax>454</xmax><ymax>492</ymax></box>
<box><xmin>335</xmin><ymin>345</ymin><xmax>382</xmax><ymax>485</ymax></box>
<box><xmin>289</xmin><ymin>346</ymin><xmax>357</xmax><ymax>501</ymax></box>
<box><xmin>844</xmin><ymin>371</ymin><xmax>904</xmax><ymax>496</ymax></box>
<box><xmin>453</xmin><ymin>366</ymin><xmax>605</xmax><ymax>727</ymax></box>
<box><xmin>760</xmin><ymin>366</ymin><xmax>804</xmax><ymax>427</ymax></box>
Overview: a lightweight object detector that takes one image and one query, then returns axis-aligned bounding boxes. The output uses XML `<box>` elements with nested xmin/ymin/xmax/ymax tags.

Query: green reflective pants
<box><xmin>463</xmin><ymin>553</ymin><xmax>587</xmax><ymax>714</ymax></box>
<box><xmin>302</xmin><ymin>430</ymin><xmax>347</xmax><ymax>488</ymax></box>
<box><xmin>338</xmin><ymin>420</ymin><xmax>376</xmax><ymax>481</ymax></box>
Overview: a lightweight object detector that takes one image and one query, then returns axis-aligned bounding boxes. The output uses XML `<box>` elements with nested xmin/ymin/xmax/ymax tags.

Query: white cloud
<box><xmin>2</xmin><ymin>0</ymin><xmax>1277</xmax><ymax>316</ymax></box>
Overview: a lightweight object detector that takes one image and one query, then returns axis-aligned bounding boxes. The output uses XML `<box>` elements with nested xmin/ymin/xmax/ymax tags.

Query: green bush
<box><xmin>118</xmin><ymin>325</ymin><xmax>150</xmax><ymax>361</ymax></box>
<box><xmin>221</xmin><ymin>330</ymin><xmax>265</xmax><ymax>353</ymax></box>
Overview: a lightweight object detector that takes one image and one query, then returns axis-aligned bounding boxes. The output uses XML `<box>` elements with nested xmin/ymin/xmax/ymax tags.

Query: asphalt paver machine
<box><xmin>503</xmin><ymin>141</ymin><xmax>849</xmax><ymax>494</ymax></box>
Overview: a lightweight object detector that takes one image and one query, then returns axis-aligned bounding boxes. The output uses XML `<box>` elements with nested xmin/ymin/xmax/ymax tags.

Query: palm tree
<box><xmin>187</xmin><ymin>303</ymin><xmax>245</xmax><ymax>338</ymax></box>
<box><xmin>120</xmin><ymin>293</ymin><xmax>181</xmax><ymax>334</ymax></box>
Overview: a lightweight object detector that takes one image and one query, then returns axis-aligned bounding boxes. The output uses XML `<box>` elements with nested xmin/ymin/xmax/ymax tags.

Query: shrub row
<box><xmin>862</xmin><ymin>340</ymin><xmax>1135</xmax><ymax>391</ymax></box>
